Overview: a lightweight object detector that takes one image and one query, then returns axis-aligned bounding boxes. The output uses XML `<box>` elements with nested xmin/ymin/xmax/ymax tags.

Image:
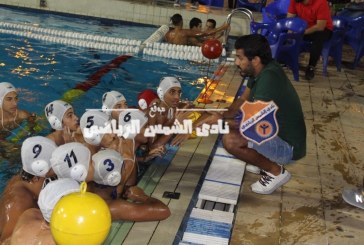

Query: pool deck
<box><xmin>1</xmin><ymin>1</ymin><xmax>364</xmax><ymax>244</ymax></box>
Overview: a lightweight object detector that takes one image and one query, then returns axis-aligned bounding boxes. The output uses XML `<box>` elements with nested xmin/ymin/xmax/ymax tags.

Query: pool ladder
<box><xmin>224</xmin><ymin>8</ymin><xmax>254</xmax><ymax>45</ymax></box>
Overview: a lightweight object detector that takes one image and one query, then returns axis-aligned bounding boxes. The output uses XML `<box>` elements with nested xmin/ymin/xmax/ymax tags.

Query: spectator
<box><xmin>287</xmin><ymin>0</ymin><xmax>333</xmax><ymax>80</ymax></box>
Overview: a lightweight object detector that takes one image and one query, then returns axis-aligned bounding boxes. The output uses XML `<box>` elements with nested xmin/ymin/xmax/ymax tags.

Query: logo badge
<box><xmin>239</xmin><ymin>100</ymin><xmax>279</xmax><ymax>145</ymax></box>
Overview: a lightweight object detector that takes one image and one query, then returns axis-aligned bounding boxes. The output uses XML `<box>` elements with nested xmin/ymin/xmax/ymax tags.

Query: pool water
<box><xmin>0</xmin><ymin>6</ymin><xmax>217</xmax><ymax>192</ymax></box>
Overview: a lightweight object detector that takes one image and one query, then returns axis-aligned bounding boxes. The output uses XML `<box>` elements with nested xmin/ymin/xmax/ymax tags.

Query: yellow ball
<box><xmin>50</xmin><ymin>183</ymin><xmax>111</xmax><ymax>245</ymax></box>
<box><xmin>62</xmin><ymin>89</ymin><xmax>85</xmax><ymax>103</ymax></box>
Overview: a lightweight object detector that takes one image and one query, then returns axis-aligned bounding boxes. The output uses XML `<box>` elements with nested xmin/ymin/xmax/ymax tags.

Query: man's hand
<box><xmin>62</xmin><ymin>126</ymin><xmax>74</xmax><ymax>143</ymax></box>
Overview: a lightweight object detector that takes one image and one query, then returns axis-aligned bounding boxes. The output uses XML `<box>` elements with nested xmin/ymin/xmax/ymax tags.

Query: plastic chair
<box><xmin>199</xmin><ymin>0</ymin><xmax>224</xmax><ymax>7</ymax></box>
<box><xmin>236</xmin><ymin>0</ymin><xmax>267</xmax><ymax>12</ymax></box>
<box><xmin>252</xmin><ymin>17</ymin><xmax>307</xmax><ymax>81</ymax></box>
<box><xmin>342</xmin><ymin>15</ymin><xmax>364</xmax><ymax>69</ymax></box>
<box><xmin>321</xmin><ymin>17</ymin><xmax>347</xmax><ymax>75</ymax></box>
<box><xmin>262</xmin><ymin>0</ymin><xmax>290</xmax><ymax>23</ymax></box>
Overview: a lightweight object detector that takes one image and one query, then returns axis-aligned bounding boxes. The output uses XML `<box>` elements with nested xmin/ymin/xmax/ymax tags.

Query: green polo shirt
<box><xmin>247</xmin><ymin>61</ymin><xmax>306</xmax><ymax>160</ymax></box>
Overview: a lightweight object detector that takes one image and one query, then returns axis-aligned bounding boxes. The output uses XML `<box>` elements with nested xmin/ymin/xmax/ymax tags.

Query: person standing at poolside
<box><xmin>196</xmin><ymin>34</ymin><xmax>306</xmax><ymax>194</ymax></box>
<box><xmin>0</xmin><ymin>136</ymin><xmax>57</xmax><ymax>242</ymax></box>
<box><xmin>165</xmin><ymin>13</ymin><xmax>229</xmax><ymax>46</ymax></box>
<box><xmin>0</xmin><ymin>82</ymin><xmax>36</xmax><ymax>140</ymax></box>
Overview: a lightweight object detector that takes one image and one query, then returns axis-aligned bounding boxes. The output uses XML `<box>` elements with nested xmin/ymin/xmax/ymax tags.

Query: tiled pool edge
<box><xmin>106</xmin><ymin>61</ymin><xmax>243</xmax><ymax>244</ymax></box>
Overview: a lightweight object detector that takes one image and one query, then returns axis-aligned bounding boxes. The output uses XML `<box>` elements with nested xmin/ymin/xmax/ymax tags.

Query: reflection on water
<box><xmin>0</xmin><ymin>140</ymin><xmax>22</xmax><ymax>193</ymax></box>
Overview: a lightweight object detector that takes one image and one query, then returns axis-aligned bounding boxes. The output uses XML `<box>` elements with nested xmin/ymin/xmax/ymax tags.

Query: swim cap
<box><xmin>44</xmin><ymin>100</ymin><xmax>73</xmax><ymax>130</ymax></box>
<box><xmin>21</xmin><ymin>136</ymin><xmax>57</xmax><ymax>177</ymax></box>
<box><xmin>80</xmin><ymin>110</ymin><xmax>110</xmax><ymax>146</ymax></box>
<box><xmin>102</xmin><ymin>91</ymin><xmax>126</xmax><ymax>116</ymax></box>
<box><xmin>157</xmin><ymin>77</ymin><xmax>181</xmax><ymax>101</ymax></box>
<box><xmin>92</xmin><ymin>149</ymin><xmax>123</xmax><ymax>186</ymax></box>
<box><xmin>137</xmin><ymin>89</ymin><xmax>159</xmax><ymax>110</ymax></box>
<box><xmin>118</xmin><ymin>109</ymin><xmax>148</xmax><ymax>139</ymax></box>
<box><xmin>50</xmin><ymin>142</ymin><xmax>91</xmax><ymax>182</ymax></box>
<box><xmin>38</xmin><ymin>178</ymin><xmax>80</xmax><ymax>222</ymax></box>
<box><xmin>0</xmin><ymin>82</ymin><xmax>16</xmax><ymax>107</ymax></box>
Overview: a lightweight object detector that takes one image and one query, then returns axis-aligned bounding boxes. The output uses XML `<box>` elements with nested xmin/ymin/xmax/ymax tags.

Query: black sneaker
<box><xmin>305</xmin><ymin>66</ymin><xmax>315</xmax><ymax>80</ymax></box>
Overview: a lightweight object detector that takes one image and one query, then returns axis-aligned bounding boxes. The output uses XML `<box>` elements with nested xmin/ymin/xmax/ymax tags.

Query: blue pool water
<box><xmin>0</xmin><ymin>6</ymin><xmax>217</xmax><ymax>192</ymax></box>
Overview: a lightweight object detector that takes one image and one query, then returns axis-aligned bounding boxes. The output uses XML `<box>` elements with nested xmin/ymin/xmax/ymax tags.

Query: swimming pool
<box><xmin>0</xmin><ymin>6</ymin><xmax>217</xmax><ymax>192</ymax></box>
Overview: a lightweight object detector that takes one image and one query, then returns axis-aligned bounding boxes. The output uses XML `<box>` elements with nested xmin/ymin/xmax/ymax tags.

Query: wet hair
<box><xmin>207</xmin><ymin>19</ymin><xmax>216</xmax><ymax>28</ymax></box>
<box><xmin>20</xmin><ymin>169</ymin><xmax>35</xmax><ymax>182</ymax></box>
<box><xmin>234</xmin><ymin>34</ymin><xmax>273</xmax><ymax>65</ymax></box>
<box><xmin>170</xmin><ymin>14</ymin><xmax>183</xmax><ymax>26</ymax></box>
<box><xmin>189</xmin><ymin>17</ymin><xmax>202</xmax><ymax>29</ymax></box>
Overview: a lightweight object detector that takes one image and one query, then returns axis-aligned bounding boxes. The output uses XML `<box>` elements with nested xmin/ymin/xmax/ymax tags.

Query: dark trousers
<box><xmin>229</xmin><ymin>0</ymin><xmax>236</xmax><ymax>9</ymax></box>
<box><xmin>304</xmin><ymin>28</ymin><xmax>332</xmax><ymax>67</ymax></box>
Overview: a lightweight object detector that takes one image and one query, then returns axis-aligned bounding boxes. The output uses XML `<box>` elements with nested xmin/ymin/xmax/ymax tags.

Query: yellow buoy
<box><xmin>50</xmin><ymin>182</ymin><xmax>111</xmax><ymax>245</ymax></box>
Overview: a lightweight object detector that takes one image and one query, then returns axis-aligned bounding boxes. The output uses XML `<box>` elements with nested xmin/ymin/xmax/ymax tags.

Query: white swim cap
<box><xmin>118</xmin><ymin>109</ymin><xmax>148</xmax><ymax>139</ymax></box>
<box><xmin>157</xmin><ymin>77</ymin><xmax>181</xmax><ymax>101</ymax></box>
<box><xmin>21</xmin><ymin>136</ymin><xmax>57</xmax><ymax>177</ymax></box>
<box><xmin>44</xmin><ymin>100</ymin><xmax>73</xmax><ymax>130</ymax></box>
<box><xmin>50</xmin><ymin>142</ymin><xmax>91</xmax><ymax>182</ymax></box>
<box><xmin>80</xmin><ymin>110</ymin><xmax>110</xmax><ymax>145</ymax></box>
<box><xmin>92</xmin><ymin>149</ymin><xmax>123</xmax><ymax>186</ymax></box>
<box><xmin>38</xmin><ymin>178</ymin><xmax>80</xmax><ymax>222</ymax></box>
<box><xmin>102</xmin><ymin>91</ymin><xmax>126</xmax><ymax>116</ymax></box>
<box><xmin>0</xmin><ymin>82</ymin><xmax>16</xmax><ymax>107</ymax></box>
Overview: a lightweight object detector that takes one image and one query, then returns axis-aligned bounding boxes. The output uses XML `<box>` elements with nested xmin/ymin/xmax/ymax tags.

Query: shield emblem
<box><xmin>239</xmin><ymin>100</ymin><xmax>279</xmax><ymax>145</ymax></box>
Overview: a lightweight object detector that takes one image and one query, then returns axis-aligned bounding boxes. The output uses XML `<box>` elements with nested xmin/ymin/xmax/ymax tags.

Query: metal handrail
<box><xmin>224</xmin><ymin>8</ymin><xmax>254</xmax><ymax>45</ymax></box>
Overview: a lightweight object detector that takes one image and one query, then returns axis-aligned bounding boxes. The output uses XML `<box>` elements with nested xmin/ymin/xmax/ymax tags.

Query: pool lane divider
<box><xmin>0</xmin><ymin>21</ymin><xmax>140</xmax><ymax>54</ymax></box>
<box><xmin>1</xmin><ymin>21</ymin><xmax>226</xmax><ymax>62</ymax></box>
<box><xmin>62</xmin><ymin>55</ymin><xmax>132</xmax><ymax>103</ymax></box>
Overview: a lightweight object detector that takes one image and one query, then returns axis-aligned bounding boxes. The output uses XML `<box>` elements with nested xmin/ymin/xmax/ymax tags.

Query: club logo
<box><xmin>239</xmin><ymin>100</ymin><xmax>279</xmax><ymax>145</ymax></box>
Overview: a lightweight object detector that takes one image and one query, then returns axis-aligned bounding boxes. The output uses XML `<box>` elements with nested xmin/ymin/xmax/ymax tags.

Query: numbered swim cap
<box><xmin>118</xmin><ymin>109</ymin><xmax>148</xmax><ymax>139</ymax></box>
<box><xmin>0</xmin><ymin>82</ymin><xmax>16</xmax><ymax>107</ymax></box>
<box><xmin>102</xmin><ymin>91</ymin><xmax>126</xmax><ymax>116</ymax></box>
<box><xmin>44</xmin><ymin>100</ymin><xmax>73</xmax><ymax>130</ymax></box>
<box><xmin>92</xmin><ymin>149</ymin><xmax>123</xmax><ymax>186</ymax></box>
<box><xmin>50</xmin><ymin>142</ymin><xmax>91</xmax><ymax>182</ymax></box>
<box><xmin>157</xmin><ymin>77</ymin><xmax>181</xmax><ymax>101</ymax></box>
<box><xmin>21</xmin><ymin>136</ymin><xmax>57</xmax><ymax>177</ymax></box>
<box><xmin>38</xmin><ymin>178</ymin><xmax>80</xmax><ymax>222</ymax></box>
<box><xmin>80</xmin><ymin>110</ymin><xmax>110</xmax><ymax>146</ymax></box>
<box><xmin>137</xmin><ymin>89</ymin><xmax>159</xmax><ymax>110</ymax></box>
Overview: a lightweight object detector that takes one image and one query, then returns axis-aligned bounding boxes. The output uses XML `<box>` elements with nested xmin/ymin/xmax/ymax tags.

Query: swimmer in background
<box><xmin>204</xmin><ymin>18</ymin><xmax>225</xmax><ymax>42</ymax></box>
<box><xmin>188</xmin><ymin>17</ymin><xmax>203</xmax><ymax>46</ymax></box>
<box><xmin>0</xmin><ymin>136</ymin><xmax>57</xmax><ymax>242</ymax></box>
<box><xmin>165</xmin><ymin>13</ymin><xmax>229</xmax><ymax>46</ymax></box>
